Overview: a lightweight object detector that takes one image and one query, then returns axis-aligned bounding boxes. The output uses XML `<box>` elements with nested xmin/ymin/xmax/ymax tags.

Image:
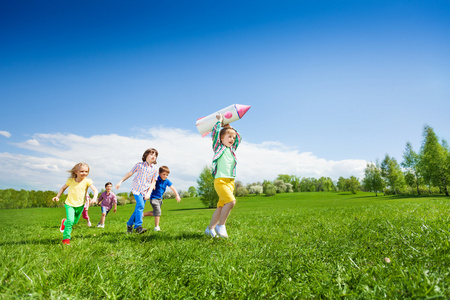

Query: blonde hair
<box><xmin>68</xmin><ymin>162</ymin><xmax>90</xmax><ymax>178</ymax></box>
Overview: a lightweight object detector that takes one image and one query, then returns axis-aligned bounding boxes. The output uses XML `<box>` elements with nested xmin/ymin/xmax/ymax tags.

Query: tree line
<box><xmin>197</xmin><ymin>125</ymin><xmax>449</xmax><ymax>207</ymax></box>
<box><xmin>363</xmin><ymin>125</ymin><xmax>449</xmax><ymax>196</ymax></box>
<box><xmin>2</xmin><ymin>125</ymin><xmax>448</xmax><ymax>209</ymax></box>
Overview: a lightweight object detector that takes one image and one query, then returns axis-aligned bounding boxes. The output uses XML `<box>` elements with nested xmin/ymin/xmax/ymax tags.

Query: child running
<box><xmin>52</xmin><ymin>162</ymin><xmax>98</xmax><ymax>245</ymax></box>
<box><xmin>116</xmin><ymin>148</ymin><xmax>158</xmax><ymax>234</ymax></box>
<box><xmin>96</xmin><ymin>182</ymin><xmax>117</xmax><ymax>228</ymax></box>
<box><xmin>143</xmin><ymin>166</ymin><xmax>181</xmax><ymax>231</ymax></box>
<box><xmin>82</xmin><ymin>194</ymin><xmax>92</xmax><ymax>227</ymax></box>
<box><xmin>204</xmin><ymin>114</ymin><xmax>242</xmax><ymax>238</ymax></box>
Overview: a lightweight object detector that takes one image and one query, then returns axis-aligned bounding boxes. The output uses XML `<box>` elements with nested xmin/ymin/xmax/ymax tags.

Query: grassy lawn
<box><xmin>1</xmin><ymin>192</ymin><xmax>449</xmax><ymax>299</ymax></box>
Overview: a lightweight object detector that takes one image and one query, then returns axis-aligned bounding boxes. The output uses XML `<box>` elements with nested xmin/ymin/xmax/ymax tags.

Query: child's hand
<box><xmin>115</xmin><ymin>183</ymin><xmax>121</xmax><ymax>190</ymax></box>
<box><xmin>52</xmin><ymin>197</ymin><xmax>59</xmax><ymax>202</ymax></box>
<box><xmin>216</xmin><ymin>113</ymin><xmax>223</xmax><ymax>123</ymax></box>
<box><xmin>114</xmin><ymin>208</ymin><xmax>117</xmax><ymax>213</ymax></box>
<box><xmin>176</xmin><ymin>196</ymin><xmax>181</xmax><ymax>203</ymax></box>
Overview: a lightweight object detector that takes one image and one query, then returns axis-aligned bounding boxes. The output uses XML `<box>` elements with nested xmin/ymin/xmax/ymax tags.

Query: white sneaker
<box><xmin>97</xmin><ymin>223</ymin><xmax>104</xmax><ymax>228</ymax></box>
<box><xmin>215</xmin><ymin>225</ymin><xmax>228</xmax><ymax>238</ymax></box>
<box><xmin>204</xmin><ymin>227</ymin><xmax>217</xmax><ymax>238</ymax></box>
<box><xmin>154</xmin><ymin>226</ymin><xmax>161</xmax><ymax>231</ymax></box>
<box><xmin>87</xmin><ymin>221</ymin><xmax>92</xmax><ymax>227</ymax></box>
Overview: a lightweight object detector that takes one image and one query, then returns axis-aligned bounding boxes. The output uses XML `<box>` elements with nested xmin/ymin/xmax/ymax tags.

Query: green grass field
<box><xmin>1</xmin><ymin>192</ymin><xmax>449</xmax><ymax>299</ymax></box>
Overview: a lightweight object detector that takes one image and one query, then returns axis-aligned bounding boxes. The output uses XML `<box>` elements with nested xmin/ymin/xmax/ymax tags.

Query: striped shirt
<box><xmin>130</xmin><ymin>161</ymin><xmax>157</xmax><ymax>195</ymax></box>
<box><xmin>211</xmin><ymin>121</ymin><xmax>242</xmax><ymax>178</ymax></box>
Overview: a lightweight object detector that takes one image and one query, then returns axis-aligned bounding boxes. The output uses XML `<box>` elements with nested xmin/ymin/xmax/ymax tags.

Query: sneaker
<box><xmin>87</xmin><ymin>221</ymin><xmax>92</xmax><ymax>227</ymax></box>
<box><xmin>215</xmin><ymin>224</ymin><xmax>228</xmax><ymax>238</ymax></box>
<box><xmin>98</xmin><ymin>224</ymin><xmax>105</xmax><ymax>228</ymax></box>
<box><xmin>60</xmin><ymin>218</ymin><xmax>66</xmax><ymax>233</ymax></box>
<box><xmin>135</xmin><ymin>226</ymin><xmax>147</xmax><ymax>234</ymax></box>
<box><xmin>127</xmin><ymin>225</ymin><xmax>133</xmax><ymax>234</ymax></box>
<box><xmin>154</xmin><ymin>226</ymin><xmax>161</xmax><ymax>231</ymax></box>
<box><xmin>204</xmin><ymin>227</ymin><xmax>217</xmax><ymax>238</ymax></box>
<box><xmin>62</xmin><ymin>239</ymin><xmax>70</xmax><ymax>245</ymax></box>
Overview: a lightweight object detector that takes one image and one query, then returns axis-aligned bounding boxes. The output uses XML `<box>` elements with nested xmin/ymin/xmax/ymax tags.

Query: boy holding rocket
<box><xmin>204</xmin><ymin>113</ymin><xmax>242</xmax><ymax>238</ymax></box>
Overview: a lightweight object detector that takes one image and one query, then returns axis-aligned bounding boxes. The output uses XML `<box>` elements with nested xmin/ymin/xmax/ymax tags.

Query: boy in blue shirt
<box><xmin>143</xmin><ymin>166</ymin><xmax>181</xmax><ymax>231</ymax></box>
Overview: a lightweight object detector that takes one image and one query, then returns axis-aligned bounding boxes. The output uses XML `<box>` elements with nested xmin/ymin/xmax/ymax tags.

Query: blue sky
<box><xmin>1</xmin><ymin>1</ymin><xmax>449</xmax><ymax>192</ymax></box>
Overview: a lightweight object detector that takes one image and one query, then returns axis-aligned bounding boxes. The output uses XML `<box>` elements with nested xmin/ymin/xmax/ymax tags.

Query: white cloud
<box><xmin>0</xmin><ymin>127</ymin><xmax>368</xmax><ymax>192</ymax></box>
<box><xmin>0</xmin><ymin>131</ymin><xmax>11</xmax><ymax>138</ymax></box>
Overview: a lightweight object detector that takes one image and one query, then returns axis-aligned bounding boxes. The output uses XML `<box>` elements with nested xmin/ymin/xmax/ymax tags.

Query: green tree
<box><xmin>188</xmin><ymin>186</ymin><xmax>198</xmax><ymax>197</ymax></box>
<box><xmin>348</xmin><ymin>176</ymin><xmax>361</xmax><ymax>194</ymax></box>
<box><xmin>363</xmin><ymin>162</ymin><xmax>384</xmax><ymax>196</ymax></box>
<box><xmin>401</xmin><ymin>142</ymin><xmax>422</xmax><ymax>195</ymax></box>
<box><xmin>419</xmin><ymin>125</ymin><xmax>449</xmax><ymax>195</ymax></box>
<box><xmin>337</xmin><ymin>177</ymin><xmax>347</xmax><ymax>192</ymax></box>
<box><xmin>197</xmin><ymin>166</ymin><xmax>218</xmax><ymax>208</ymax></box>
<box><xmin>380</xmin><ymin>154</ymin><xmax>405</xmax><ymax>195</ymax></box>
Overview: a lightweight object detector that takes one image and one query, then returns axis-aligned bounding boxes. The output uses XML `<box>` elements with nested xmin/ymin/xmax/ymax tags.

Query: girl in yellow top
<box><xmin>53</xmin><ymin>163</ymin><xmax>98</xmax><ymax>245</ymax></box>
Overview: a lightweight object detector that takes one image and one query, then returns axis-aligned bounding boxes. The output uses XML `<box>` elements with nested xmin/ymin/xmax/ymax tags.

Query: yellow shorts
<box><xmin>214</xmin><ymin>178</ymin><xmax>236</xmax><ymax>207</ymax></box>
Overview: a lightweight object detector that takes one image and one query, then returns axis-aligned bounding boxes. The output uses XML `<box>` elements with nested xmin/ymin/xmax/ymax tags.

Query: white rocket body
<box><xmin>196</xmin><ymin>104</ymin><xmax>251</xmax><ymax>137</ymax></box>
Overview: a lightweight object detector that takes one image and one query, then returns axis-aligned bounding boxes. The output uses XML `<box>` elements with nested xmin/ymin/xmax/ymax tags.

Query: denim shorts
<box><xmin>150</xmin><ymin>199</ymin><xmax>163</xmax><ymax>216</ymax></box>
<box><xmin>101</xmin><ymin>206</ymin><xmax>110</xmax><ymax>216</ymax></box>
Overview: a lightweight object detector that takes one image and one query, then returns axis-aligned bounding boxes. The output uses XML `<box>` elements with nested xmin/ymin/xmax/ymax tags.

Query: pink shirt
<box><xmin>130</xmin><ymin>161</ymin><xmax>157</xmax><ymax>195</ymax></box>
<box><xmin>98</xmin><ymin>191</ymin><xmax>117</xmax><ymax>211</ymax></box>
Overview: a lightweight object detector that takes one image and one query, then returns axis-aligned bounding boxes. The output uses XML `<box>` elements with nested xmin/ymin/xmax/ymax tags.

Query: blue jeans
<box><xmin>127</xmin><ymin>194</ymin><xmax>146</xmax><ymax>228</ymax></box>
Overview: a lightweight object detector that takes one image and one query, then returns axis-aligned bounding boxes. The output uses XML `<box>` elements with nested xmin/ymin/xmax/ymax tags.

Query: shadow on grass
<box><xmin>0</xmin><ymin>237</ymin><xmax>62</xmax><ymax>246</ymax></box>
<box><xmin>169</xmin><ymin>207</ymin><xmax>212</xmax><ymax>212</ymax></box>
<box><xmin>345</xmin><ymin>193</ymin><xmax>449</xmax><ymax>200</ymax></box>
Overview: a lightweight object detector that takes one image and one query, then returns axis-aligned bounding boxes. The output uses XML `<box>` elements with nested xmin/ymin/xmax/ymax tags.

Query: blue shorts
<box><xmin>101</xmin><ymin>206</ymin><xmax>111</xmax><ymax>215</ymax></box>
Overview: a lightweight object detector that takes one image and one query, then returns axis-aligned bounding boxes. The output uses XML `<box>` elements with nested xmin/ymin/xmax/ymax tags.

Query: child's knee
<box><xmin>102</xmin><ymin>213</ymin><xmax>107</xmax><ymax>217</ymax></box>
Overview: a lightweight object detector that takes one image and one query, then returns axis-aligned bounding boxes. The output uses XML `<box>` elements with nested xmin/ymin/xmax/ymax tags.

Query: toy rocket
<box><xmin>196</xmin><ymin>104</ymin><xmax>251</xmax><ymax>137</ymax></box>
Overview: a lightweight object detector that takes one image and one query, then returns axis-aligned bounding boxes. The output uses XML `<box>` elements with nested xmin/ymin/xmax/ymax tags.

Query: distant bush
<box><xmin>264</xmin><ymin>185</ymin><xmax>277</xmax><ymax>197</ymax></box>
<box><xmin>180</xmin><ymin>191</ymin><xmax>191</xmax><ymax>198</ymax></box>
<box><xmin>163</xmin><ymin>191</ymin><xmax>175</xmax><ymax>199</ymax></box>
<box><xmin>274</xmin><ymin>180</ymin><xmax>287</xmax><ymax>193</ymax></box>
<box><xmin>236</xmin><ymin>187</ymin><xmax>249</xmax><ymax>197</ymax></box>
<box><xmin>249</xmin><ymin>185</ymin><xmax>263</xmax><ymax>195</ymax></box>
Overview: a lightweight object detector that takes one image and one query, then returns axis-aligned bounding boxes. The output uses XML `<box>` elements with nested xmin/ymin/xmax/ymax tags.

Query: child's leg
<box><xmin>63</xmin><ymin>204</ymin><xmax>76</xmax><ymax>240</ymax></box>
<box><xmin>100</xmin><ymin>212</ymin><xmax>107</xmax><ymax>224</ymax></box>
<box><xmin>208</xmin><ymin>207</ymin><xmax>222</xmax><ymax>229</ymax></box>
<box><xmin>127</xmin><ymin>194</ymin><xmax>146</xmax><ymax>228</ymax></box>
<box><xmin>82</xmin><ymin>208</ymin><xmax>89</xmax><ymax>221</ymax></box>
<box><xmin>150</xmin><ymin>199</ymin><xmax>162</xmax><ymax>228</ymax></box>
<box><xmin>211</xmin><ymin>178</ymin><xmax>236</xmax><ymax>228</ymax></box>
<box><xmin>143</xmin><ymin>211</ymin><xmax>153</xmax><ymax>217</ymax></box>
<box><xmin>73</xmin><ymin>206</ymin><xmax>84</xmax><ymax>225</ymax></box>
<box><xmin>219</xmin><ymin>201</ymin><xmax>236</xmax><ymax>225</ymax></box>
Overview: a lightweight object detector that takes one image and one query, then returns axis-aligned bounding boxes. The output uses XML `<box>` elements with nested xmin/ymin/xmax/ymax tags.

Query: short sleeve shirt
<box><xmin>98</xmin><ymin>191</ymin><xmax>117</xmax><ymax>210</ymax></box>
<box><xmin>65</xmin><ymin>178</ymin><xmax>93</xmax><ymax>207</ymax></box>
<box><xmin>150</xmin><ymin>176</ymin><xmax>172</xmax><ymax>200</ymax></box>
<box><xmin>130</xmin><ymin>162</ymin><xmax>158</xmax><ymax>195</ymax></box>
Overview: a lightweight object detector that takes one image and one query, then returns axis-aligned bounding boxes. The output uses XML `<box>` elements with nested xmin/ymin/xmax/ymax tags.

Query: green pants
<box><xmin>63</xmin><ymin>204</ymin><xmax>84</xmax><ymax>240</ymax></box>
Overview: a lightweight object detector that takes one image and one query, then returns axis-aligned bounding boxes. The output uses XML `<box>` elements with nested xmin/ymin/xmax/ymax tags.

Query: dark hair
<box><xmin>105</xmin><ymin>182</ymin><xmax>112</xmax><ymax>187</ymax></box>
<box><xmin>142</xmin><ymin>148</ymin><xmax>158</xmax><ymax>164</ymax></box>
<box><xmin>159</xmin><ymin>166</ymin><xmax>170</xmax><ymax>174</ymax></box>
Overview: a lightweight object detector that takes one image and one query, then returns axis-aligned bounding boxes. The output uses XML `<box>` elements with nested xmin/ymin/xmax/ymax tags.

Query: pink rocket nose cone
<box><xmin>235</xmin><ymin>104</ymin><xmax>251</xmax><ymax>118</ymax></box>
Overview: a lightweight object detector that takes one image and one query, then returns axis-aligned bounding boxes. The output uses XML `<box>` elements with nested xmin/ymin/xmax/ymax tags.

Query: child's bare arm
<box><xmin>170</xmin><ymin>186</ymin><xmax>181</xmax><ymax>203</ymax></box>
<box><xmin>116</xmin><ymin>171</ymin><xmax>133</xmax><ymax>189</ymax></box>
<box><xmin>144</xmin><ymin>180</ymin><xmax>156</xmax><ymax>200</ymax></box>
<box><xmin>52</xmin><ymin>184</ymin><xmax>68</xmax><ymax>202</ymax></box>
<box><xmin>90</xmin><ymin>184</ymin><xmax>98</xmax><ymax>203</ymax></box>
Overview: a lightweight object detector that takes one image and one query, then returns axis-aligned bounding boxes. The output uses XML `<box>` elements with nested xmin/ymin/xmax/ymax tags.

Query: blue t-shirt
<box><xmin>150</xmin><ymin>176</ymin><xmax>172</xmax><ymax>199</ymax></box>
